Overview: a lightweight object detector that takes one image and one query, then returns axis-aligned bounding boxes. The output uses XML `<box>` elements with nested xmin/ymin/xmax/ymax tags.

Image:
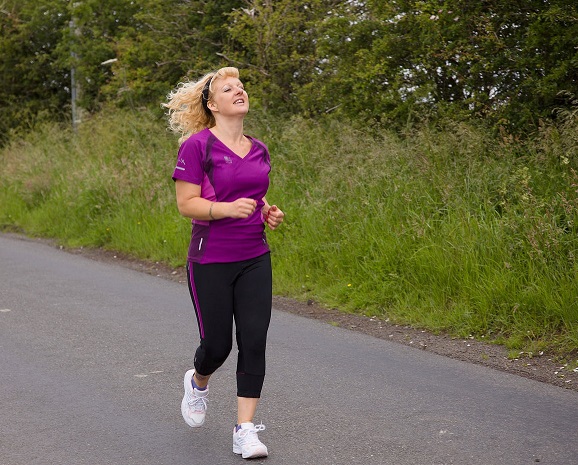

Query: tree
<box><xmin>64</xmin><ymin>0</ymin><xmax>141</xmax><ymax>112</ymax></box>
<box><xmin>0</xmin><ymin>0</ymin><xmax>140</xmax><ymax>142</ymax></box>
<box><xmin>1</xmin><ymin>0</ymin><xmax>576</xmax><ymax>142</ymax></box>
<box><xmin>0</xmin><ymin>0</ymin><xmax>70</xmax><ymax>143</ymax></box>
<box><xmin>225</xmin><ymin>0</ymin><xmax>341</xmax><ymax>113</ymax></box>
<box><xmin>101</xmin><ymin>0</ymin><xmax>245</xmax><ymax>108</ymax></box>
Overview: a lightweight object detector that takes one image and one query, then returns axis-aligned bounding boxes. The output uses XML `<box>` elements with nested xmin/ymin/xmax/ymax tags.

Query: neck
<box><xmin>210</xmin><ymin>118</ymin><xmax>245</xmax><ymax>144</ymax></box>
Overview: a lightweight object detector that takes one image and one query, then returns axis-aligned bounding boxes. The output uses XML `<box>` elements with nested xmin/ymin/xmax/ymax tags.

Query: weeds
<box><xmin>1</xmin><ymin>109</ymin><xmax>577</xmax><ymax>355</ymax></box>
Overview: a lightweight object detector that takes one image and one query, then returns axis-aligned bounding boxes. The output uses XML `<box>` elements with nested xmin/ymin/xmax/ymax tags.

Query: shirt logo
<box><xmin>175</xmin><ymin>157</ymin><xmax>186</xmax><ymax>171</ymax></box>
<box><xmin>224</xmin><ymin>156</ymin><xmax>233</xmax><ymax>164</ymax></box>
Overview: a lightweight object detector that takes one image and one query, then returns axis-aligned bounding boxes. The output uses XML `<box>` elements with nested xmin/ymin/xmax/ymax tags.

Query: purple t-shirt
<box><xmin>172</xmin><ymin>128</ymin><xmax>271</xmax><ymax>264</ymax></box>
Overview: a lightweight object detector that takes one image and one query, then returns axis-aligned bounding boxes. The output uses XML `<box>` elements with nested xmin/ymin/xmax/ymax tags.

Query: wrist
<box><xmin>209</xmin><ymin>202</ymin><xmax>216</xmax><ymax>220</ymax></box>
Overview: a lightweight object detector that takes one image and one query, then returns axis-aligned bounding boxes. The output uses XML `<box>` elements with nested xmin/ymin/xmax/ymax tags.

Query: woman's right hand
<box><xmin>226</xmin><ymin>198</ymin><xmax>257</xmax><ymax>218</ymax></box>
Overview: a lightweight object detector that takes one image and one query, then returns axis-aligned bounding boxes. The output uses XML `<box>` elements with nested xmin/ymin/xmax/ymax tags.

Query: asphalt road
<box><xmin>1</xmin><ymin>234</ymin><xmax>577</xmax><ymax>465</ymax></box>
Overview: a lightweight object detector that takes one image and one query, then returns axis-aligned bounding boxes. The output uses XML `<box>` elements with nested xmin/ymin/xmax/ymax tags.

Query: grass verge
<box><xmin>1</xmin><ymin>109</ymin><xmax>577</xmax><ymax>357</ymax></box>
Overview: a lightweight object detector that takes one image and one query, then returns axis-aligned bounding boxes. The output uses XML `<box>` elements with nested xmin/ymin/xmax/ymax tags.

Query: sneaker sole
<box><xmin>233</xmin><ymin>446</ymin><xmax>268</xmax><ymax>459</ymax></box>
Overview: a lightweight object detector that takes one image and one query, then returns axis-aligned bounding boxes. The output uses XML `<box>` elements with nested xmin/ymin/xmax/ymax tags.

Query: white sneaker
<box><xmin>232</xmin><ymin>422</ymin><xmax>268</xmax><ymax>459</ymax></box>
<box><xmin>181</xmin><ymin>369</ymin><xmax>208</xmax><ymax>427</ymax></box>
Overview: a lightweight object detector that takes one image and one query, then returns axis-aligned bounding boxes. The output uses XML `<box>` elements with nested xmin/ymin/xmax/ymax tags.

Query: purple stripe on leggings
<box><xmin>188</xmin><ymin>265</ymin><xmax>205</xmax><ymax>339</ymax></box>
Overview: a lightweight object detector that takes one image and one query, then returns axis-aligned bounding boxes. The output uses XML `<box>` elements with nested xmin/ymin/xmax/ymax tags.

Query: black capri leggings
<box><xmin>186</xmin><ymin>252</ymin><xmax>272</xmax><ymax>398</ymax></box>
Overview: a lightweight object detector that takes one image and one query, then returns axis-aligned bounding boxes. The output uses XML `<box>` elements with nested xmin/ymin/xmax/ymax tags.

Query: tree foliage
<box><xmin>101</xmin><ymin>0</ymin><xmax>244</xmax><ymax>107</ymax></box>
<box><xmin>225</xmin><ymin>0</ymin><xmax>341</xmax><ymax>112</ymax></box>
<box><xmin>303</xmin><ymin>0</ymin><xmax>578</xmax><ymax>128</ymax></box>
<box><xmin>0</xmin><ymin>1</ymin><xmax>69</xmax><ymax>143</ymax></box>
<box><xmin>1</xmin><ymin>0</ymin><xmax>577</xmax><ymax>143</ymax></box>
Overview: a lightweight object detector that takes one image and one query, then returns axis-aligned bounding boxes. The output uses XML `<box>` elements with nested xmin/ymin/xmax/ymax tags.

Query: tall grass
<box><xmin>1</xmin><ymin>109</ymin><xmax>577</xmax><ymax>355</ymax></box>
<box><xmin>252</xmin><ymin>115</ymin><xmax>578</xmax><ymax>355</ymax></box>
<box><xmin>0</xmin><ymin>109</ymin><xmax>190</xmax><ymax>266</ymax></box>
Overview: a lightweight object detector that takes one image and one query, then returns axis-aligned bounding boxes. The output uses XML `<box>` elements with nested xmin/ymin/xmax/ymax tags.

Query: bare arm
<box><xmin>175</xmin><ymin>180</ymin><xmax>257</xmax><ymax>220</ymax></box>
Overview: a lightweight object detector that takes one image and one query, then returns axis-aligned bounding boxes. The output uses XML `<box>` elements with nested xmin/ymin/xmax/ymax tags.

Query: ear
<box><xmin>208</xmin><ymin>101</ymin><xmax>218</xmax><ymax>112</ymax></box>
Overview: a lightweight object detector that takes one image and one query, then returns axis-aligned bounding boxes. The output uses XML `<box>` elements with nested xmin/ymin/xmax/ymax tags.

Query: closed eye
<box><xmin>221</xmin><ymin>83</ymin><xmax>244</xmax><ymax>93</ymax></box>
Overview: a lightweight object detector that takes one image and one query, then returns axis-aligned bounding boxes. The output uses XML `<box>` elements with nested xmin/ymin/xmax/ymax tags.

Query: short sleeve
<box><xmin>172</xmin><ymin>136</ymin><xmax>205</xmax><ymax>185</ymax></box>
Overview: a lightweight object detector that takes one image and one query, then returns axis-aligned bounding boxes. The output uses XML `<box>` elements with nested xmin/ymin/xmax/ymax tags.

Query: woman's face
<box><xmin>208</xmin><ymin>76</ymin><xmax>249</xmax><ymax>117</ymax></box>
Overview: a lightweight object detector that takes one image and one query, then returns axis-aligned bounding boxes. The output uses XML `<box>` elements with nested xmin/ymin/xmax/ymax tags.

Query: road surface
<box><xmin>1</xmin><ymin>234</ymin><xmax>577</xmax><ymax>464</ymax></box>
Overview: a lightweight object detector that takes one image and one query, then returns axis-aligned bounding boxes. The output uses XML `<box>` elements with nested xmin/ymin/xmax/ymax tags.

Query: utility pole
<box><xmin>70</xmin><ymin>2</ymin><xmax>81</xmax><ymax>131</ymax></box>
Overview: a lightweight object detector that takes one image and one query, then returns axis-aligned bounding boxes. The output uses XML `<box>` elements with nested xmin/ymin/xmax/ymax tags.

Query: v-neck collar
<box><xmin>207</xmin><ymin>129</ymin><xmax>253</xmax><ymax>159</ymax></box>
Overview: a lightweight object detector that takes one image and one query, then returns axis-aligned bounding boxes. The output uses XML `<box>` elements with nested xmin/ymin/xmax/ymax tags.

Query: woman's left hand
<box><xmin>264</xmin><ymin>205</ymin><xmax>284</xmax><ymax>230</ymax></box>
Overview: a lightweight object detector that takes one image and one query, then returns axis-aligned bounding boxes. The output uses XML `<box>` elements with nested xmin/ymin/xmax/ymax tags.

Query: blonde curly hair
<box><xmin>163</xmin><ymin>67</ymin><xmax>240</xmax><ymax>144</ymax></box>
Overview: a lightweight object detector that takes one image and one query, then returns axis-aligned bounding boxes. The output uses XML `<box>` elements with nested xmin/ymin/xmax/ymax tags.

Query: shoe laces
<box><xmin>238</xmin><ymin>423</ymin><xmax>265</xmax><ymax>446</ymax></box>
<box><xmin>187</xmin><ymin>390</ymin><xmax>208</xmax><ymax>412</ymax></box>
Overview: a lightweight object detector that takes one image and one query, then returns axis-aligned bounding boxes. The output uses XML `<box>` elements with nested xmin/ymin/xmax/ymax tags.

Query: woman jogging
<box><xmin>164</xmin><ymin>66</ymin><xmax>284</xmax><ymax>459</ymax></box>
